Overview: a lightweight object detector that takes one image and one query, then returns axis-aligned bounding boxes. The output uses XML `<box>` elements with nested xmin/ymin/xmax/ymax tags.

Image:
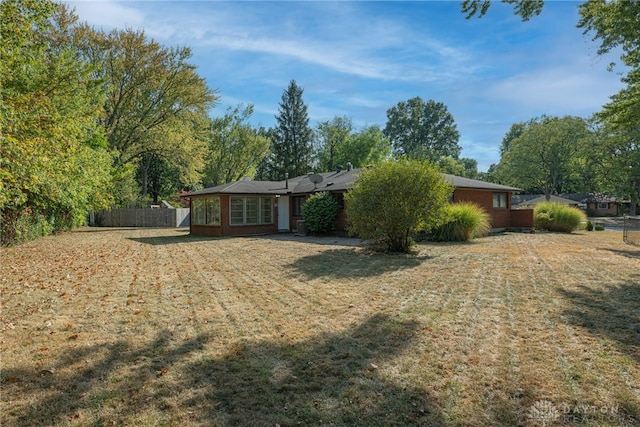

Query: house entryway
<box><xmin>277</xmin><ymin>196</ymin><xmax>290</xmax><ymax>231</ymax></box>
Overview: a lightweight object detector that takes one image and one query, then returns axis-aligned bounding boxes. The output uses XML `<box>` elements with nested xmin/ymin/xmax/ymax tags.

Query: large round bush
<box><xmin>534</xmin><ymin>202</ymin><xmax>586</xmax><ymax>233</ymax></box>
<box><xmin>301</xmin><ymin>191</ymin><xmax>340</xmax><ymax>235</ymax></box>
<box><xmin>345</xmin><ymin>159</ymin><xmax>453</xmax><ymax>252</ymax></box>
<box><xmin>429</xmin><ymin>202</ymin><xmax>490</xmax><ymax>242</ymax></box>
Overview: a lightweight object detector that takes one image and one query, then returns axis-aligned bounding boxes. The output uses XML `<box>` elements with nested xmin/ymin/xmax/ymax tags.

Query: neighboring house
<box><xmin>187</xmin><ymin>167</ymin><xmax>533</xmax><ymax>237</ymax></box>
<box><xmin>512</xmin><ymin>193</ymin><xmax>620</xmax><ymax>216</ymax></box>
<box><xmin>562</xmin><ymin>193</ymin><xmax>619</xmax><ymax>216</ymax></box>
<box><xmin>512</xmin><ymin>195</ymin><xmax>580</xmax><ymax>209</ymax></box>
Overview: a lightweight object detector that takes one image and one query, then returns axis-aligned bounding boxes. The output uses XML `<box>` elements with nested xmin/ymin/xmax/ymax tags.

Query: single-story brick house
<box><xmin>187</xmin><ymin>167</ymin><xmax>533</xmax><ymax>237</ymax></box>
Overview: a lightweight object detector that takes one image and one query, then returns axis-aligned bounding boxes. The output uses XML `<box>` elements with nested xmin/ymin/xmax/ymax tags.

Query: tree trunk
<box><xmin>141</xmin><ymin>154</ymin><xmax>152</xmax><ymax>199</ymax></box>
<box><xmin>630</xmin><ymin>194</ymin><xmax>638</xmax><ymax>216</ymax></box>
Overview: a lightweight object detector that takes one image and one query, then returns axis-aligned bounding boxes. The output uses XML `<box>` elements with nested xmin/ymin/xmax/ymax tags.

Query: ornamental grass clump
<box><xmin>429</xmin><ymin>202</ymin><xmax>490</xmax><ymax>242</ymax></box>
<box><xmin>301</xmin><ymin>191</ymin><xmax>340</xmax><ymax>235</ymax></box>
<box><xmin>534</xmin><ymin>202</ymin><xmax>587</xmax><ymax>233</ymax></box>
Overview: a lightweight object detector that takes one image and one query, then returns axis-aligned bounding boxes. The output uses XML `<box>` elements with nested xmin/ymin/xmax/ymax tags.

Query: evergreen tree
<box><xmin>265</xmin><ymin>80</ymin><xmax>314</xmax><ymax>180</ymax></box>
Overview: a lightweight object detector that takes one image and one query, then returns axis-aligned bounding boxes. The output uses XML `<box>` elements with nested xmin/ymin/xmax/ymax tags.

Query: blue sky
<box><xmin>68</xmin><ymin>1</ymin><xmax>625</xmax><ymax>172</ymax></box>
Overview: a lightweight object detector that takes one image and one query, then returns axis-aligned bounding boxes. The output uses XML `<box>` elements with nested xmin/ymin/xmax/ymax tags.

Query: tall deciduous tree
<box><xmin>579</xmin><ymin>2</ymin><xmax>640</xmax><ymax>214</ymax></box>
<box><xmin>496</xmin><ymin>116</ymin><xmax>592</xmax><ymax>199</ymax></box>
<box><xmin>136</xmin><ymin>153</ymin><xmax>180</xmax><ymax>204</ymax></box>
<box><xmin>71</xmin><ymin>25</ymin><xmax>216</xmax><ymax>203</ymax></box>
<box><xmin>314</xmin><ymin>116</ymin><xmax>352</xmax><ymax>172</ymax></box>
<box><xmin>342</xmin><ymin>125</ymin><xmax>391</xmax><ymax>168</ymax></box>
<box><xmin>438</xmin><ymin>157</ymin><xmax>479</xmax><ymax>179</ymax></box>
<box><xmin>591</xmin><ymin>125</ymin><xmax>640</xmax><ymax>215</ymax></box>
<box><xmin>383</xmin><ymin>97</ymin><xmax>461</xmax><ymax>162</ymax></box>
<box><xmin>314</xmin><ymin>118</ymin><xmax>391</xmax><ymax>172</ymax></box>
<box><xmin>203</xmin><ymin>104</ymin><xmax>270</xmax><ymax>186</ymax></box>
<box><xmin>263</xmin><ymin>80</ymin><xmax>314</xmax><ymax>180</ymax></box>
<box><xmin>1</xmin><ymin>0</ymin><xmax>112</xmax><ymax>243</ymax></box>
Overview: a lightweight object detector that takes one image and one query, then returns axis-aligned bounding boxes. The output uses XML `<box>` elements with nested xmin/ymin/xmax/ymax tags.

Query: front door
<box><xmin>277</xmin><ymin>196</ymin><xmax>290</xmax><ymax>231</ymax></box>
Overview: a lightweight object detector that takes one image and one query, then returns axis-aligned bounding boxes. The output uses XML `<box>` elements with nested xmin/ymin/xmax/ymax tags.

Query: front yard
<box><xmin>1</xmin><ymin>228</ymin><xmax>638</xmax><ymax>426</ymax></box>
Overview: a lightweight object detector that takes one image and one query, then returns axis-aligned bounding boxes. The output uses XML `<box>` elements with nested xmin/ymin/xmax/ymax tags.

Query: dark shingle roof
<box><xmin>443</xmin><ymin>174</ymin><xmax>521</xmax><ymax>192</ymax></box>
<box><xmin>189</xmin><ymin>168</ymin><xmax>521</xmax><ymax>196</ymax></box>
<box><xmin>512</xmin><ymin>193</ymin><xmax>618</xmax><ymax>205</ymax></box>
<box><xmin>188</xmin><ymin>179</ymin><xmax>288</xmax><ymax>196</ymax></box>
<box><xmin>512</xmin><ymin>195</ymin><xmax>580</xmax><ymax>207</ymax></box>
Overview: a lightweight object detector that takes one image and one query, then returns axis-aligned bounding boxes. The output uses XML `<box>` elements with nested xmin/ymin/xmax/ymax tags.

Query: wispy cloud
<box><xmin>487</xmin><ymin>66</ymin><xmax>622</xmax><ymax>117</ymax></box>
<box><xmin>65</xmin><ymin>1</ymin><xmax>626</xmax><ymax>171</ymax></box>
<box><xmin>68</xmin><ymin>1</ymin><xmax>145</xmax><ymax>29</ymax></box>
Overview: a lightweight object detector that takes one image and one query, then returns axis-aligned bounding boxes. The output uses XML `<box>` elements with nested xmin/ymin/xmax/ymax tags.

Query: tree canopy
<box><xmin>495</xmin><ymin>116</ymin><xmax>593</xmax><ymax>198</ymax></box>
<box><xmin>314</xmin><ymin>117</ymin><xmax>391</xmax><ymax>172</ymax></box>
<box><xmin>1</xmin><ymin>0</ymin><xmax>112</xmax><ymax>242</ymax></box>
<box><xmin>461</xmin><ymin>0</ymin><xmax>543</xmax><ymax>21</ymax></box>
<box><xmin>0</xmin><ymin>0</ymin><xmax>219</xmax><ymax>243</ymax></box>
<box><xmin>383</xmin><ymin>97</ymin><xmax>461</xmax><ymax>162</ymax></box>
<box><xmin>203</xmin><ymin>105</ymin><xmax>270</xmax><ymax>186</ymax></box>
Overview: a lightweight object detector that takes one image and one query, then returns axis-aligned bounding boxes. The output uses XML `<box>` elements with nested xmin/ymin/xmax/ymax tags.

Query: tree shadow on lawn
<box><xmin>598</xmin><ymin>247</ymin><xmax>640</xmax><ymax>259</ymax></box>
<box><xmin>288</xmin><ymin>248</ymin><xmax>431</xmax><ymax>279</ymax></box>
<box><xmin>1</xmin><ymin>314</ymin><xmax>443</xmax><ymax>426</ymax></box>
<box><xmin>128</xmin><ymin>233</ymin><xmax>219</xmax><ymax>245</ymax></box>
<box><xmin>558</xmin><ymin>277</ymin><xmax>640</xmax><ymax>363</ymax></box>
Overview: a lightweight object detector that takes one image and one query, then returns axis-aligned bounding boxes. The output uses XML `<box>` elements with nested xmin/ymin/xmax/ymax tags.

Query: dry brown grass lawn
<box><xmin>1</xmin><ymin>228</ymin><xmax>638</xmax><ymax>426</ymax></box>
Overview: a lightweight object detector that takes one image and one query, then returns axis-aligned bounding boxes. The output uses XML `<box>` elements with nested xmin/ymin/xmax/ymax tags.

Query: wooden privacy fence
<box><xmin>92</xmin><ymin>209</ymin><xmax>190</xmax><ymax>228</ymax></box>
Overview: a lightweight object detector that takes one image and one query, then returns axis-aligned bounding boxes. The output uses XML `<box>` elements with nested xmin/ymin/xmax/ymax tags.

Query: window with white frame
<box><xmin>192</xmin><ymin>196</ymin><xmax>221</xmax><ymax>225</ymax></box>
<box><xmin>230</xmin><ymin>196</ymin><xmax>273</xmax><ymax>225</ymax></box>
<box><xmin>597</xmin><ymin>202</ymin><xmax>609</xmax><ymax>210</ymax></box>
<box><xmin>493</xmin><ymin>192</ymin><xmax>508</xmax><ymax>209</ymax></box>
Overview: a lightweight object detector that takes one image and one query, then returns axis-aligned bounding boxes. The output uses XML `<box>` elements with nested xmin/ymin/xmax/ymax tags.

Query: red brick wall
<box><xmin>453</xmin><ymin>189</ymin><xmax>512</xmax><ymax>228</ymax></box>
<box><xmin>190</xmin><ymin>194</ymin><xmax>278</xmax><ymax>237</ymax></box>
<box><xmin>190</xmin><ymin>224</ymin><xmax>223</xmax><ymax>237</ymax></box>
<box><xmin>510</xmin><ymin>209</ymin><xmax>534</xmax><ymax>228</ymax></box>
<box><xmin>192</xmin><ymin>189</ymin><xmax>533</xmax><ymax>236</ymax></box>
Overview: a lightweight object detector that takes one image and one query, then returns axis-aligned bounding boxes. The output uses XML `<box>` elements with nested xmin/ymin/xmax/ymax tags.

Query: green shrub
<box><xmin>345</xmin><ymin>159</ymin><xmax>452</xmax><ymax>252</ymax></box>
<box><xmin>586</xmin><ymin>220</ymin><xmax>594</xmax><ymax>231</ymax></box>
<box><xmin>429</xmin><ymin>202</ymin><xmax>490</xmax><ymax>242</ymax></box>
<box><xmin>534</xmin><ymin>202</ymin><xmax>587</xmax><ymax>233</ymax></box>
<box><xmin>1</xmin><ymin>208</ymin><xmax>54</xmax><ymax>246</ymax></box>
<box><xmin>595</xmin><ymin>223</ymin><xmax>605</xmax><ymax>231</ymax></box>
<box><xmin>301</xmin><ymin>192</ymin><xmax>340</xmax><ymax>235</ymax></box>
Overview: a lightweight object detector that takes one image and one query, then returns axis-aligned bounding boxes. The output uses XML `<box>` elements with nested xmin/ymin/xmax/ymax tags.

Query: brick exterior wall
<box><xmin>452</xmin><ymin>189</ymin><xmax>533</xmax><ymax>229</ymax></box>
<box><xmin>510</xmin><ymin>209</ymin><xmax>534</xmax><ymax>228</ymax></box>
<box><xmin>453</xmin><ymin>189</ymin><xmax>508</xmax><ymax>228</ymax></box>
<box><xmin>190</xmin><ymin>194</ymin><xmax>278</xmax><ymax>237</ymax></box>
<box><xmin>191</xmin><ymin>188</ymin><xmax>534</xmax><ymax>237</ymax></box>
<box><xmin>586</xmin><ymin>202</ymin><xmax>618</xmax><ymax>217</ymax></box>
